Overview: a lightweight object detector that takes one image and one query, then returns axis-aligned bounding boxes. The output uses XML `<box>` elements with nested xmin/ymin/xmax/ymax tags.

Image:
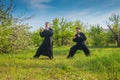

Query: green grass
<box><xmin>0</xmin><ymin>46</ymin><xmax>120</xmax><ymax>80</ymax></box>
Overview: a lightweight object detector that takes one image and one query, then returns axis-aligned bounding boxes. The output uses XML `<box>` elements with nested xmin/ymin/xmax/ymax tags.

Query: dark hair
<box><xmin>76</xmin><ymin>27</ymin><xmax>80</xmax><ymax>30</ymax></box>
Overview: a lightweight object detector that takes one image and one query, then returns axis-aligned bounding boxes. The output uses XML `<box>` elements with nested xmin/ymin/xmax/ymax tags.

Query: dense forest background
<box><xmin>0</xmin><ymin>0</ymin><xmax>120</xmax><ymax>54</ymax></box>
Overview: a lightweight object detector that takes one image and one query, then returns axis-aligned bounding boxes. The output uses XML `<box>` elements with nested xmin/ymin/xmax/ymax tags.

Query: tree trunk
<box><xmin>61</xmin><ymin>37</ymin><xmax>64</xmax><ymax>46</ymax></box>
<box><xmin>107</xmin><ymin>25</ymin><xmax>120</xmax><ymax>47</ymax></box>
<box><xmin>117</xmin><ymin>31</ymin><xmax>120</xmax><ymax>47</ymax></box>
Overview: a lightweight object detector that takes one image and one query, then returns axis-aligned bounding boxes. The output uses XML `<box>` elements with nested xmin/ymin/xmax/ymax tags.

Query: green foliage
<box><xmin>31</xmin><ymin>29</ymin><xmax>43</xmax><ymax>47</ymax></box>
<box><xmin>106</xmin><ymin>31</ymin><xmax>116</xmax><ymax>44</ymax></box>
<box><xmin>108</xmin><ymin>14</ymin><xmax>120</xmax><ymax>46</ymax></box>
<box><xmin>0</xmin><ymin>0</ymin><xmax>33</xmax><ymax>53</ymax></box>
<box><xmin>52</xmin><ymin>18</ymin><xmax>85</xmax><ymax>46</ymax></box>
<box><xmin>9</xmin><ymin>24</ymin><xmax>32</xmax><ymax>52</ymax></box>
<box><xmin>0</xmin><ymin>0</ymin><xmax>12</xmax><ymax>53</ymax></box>
<box><xmin>109</xmin><ymin>14</ymin><xmax>120</xmax><ymax>29</ymax></box>
<box><xmin>89</xmin><ymin>25</ymin><xmax>107</xmax><ymax>46</ymax></box>
<box><xmin>52</xmin><ymin>18</ymin><xmax>74</xmax><ymax>46</ymax></box>
<box><xmin>109</xmin><ymin>13</ymin><xmax>120</xmax><ymax>33</ymax></box>
<box><xmin>0</xmin><ymin>24</ymin><xmax>32</xmax><ymax>53</ymax></box>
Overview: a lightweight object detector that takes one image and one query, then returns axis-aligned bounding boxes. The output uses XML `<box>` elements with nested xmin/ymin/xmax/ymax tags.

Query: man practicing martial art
<box><xmin>33</xmin><ymin>22</ymin><xmax>53</xmax><ymax>59</ymax></box>
<box><xmin>67</xmin><ymin>27</ymin><xmax>90</xmax><ymax>58</ymax></box>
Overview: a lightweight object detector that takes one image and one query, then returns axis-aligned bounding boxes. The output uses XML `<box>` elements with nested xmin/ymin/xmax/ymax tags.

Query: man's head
<box><xmin>45</xmin><ymin>22</ymin><xmax>50</xmax><ymax>29</ymax></box>
<box><xmin>76</xmin><ymin>27</ymin><xmax>81</xmax><ymax>33</ymax></box>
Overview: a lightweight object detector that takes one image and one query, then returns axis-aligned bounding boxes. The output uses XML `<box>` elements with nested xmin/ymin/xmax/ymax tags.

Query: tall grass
<box><xmin>0</xmin><ymin>47</ymin><xmax>120</xmax><ymax>80</ymax></box>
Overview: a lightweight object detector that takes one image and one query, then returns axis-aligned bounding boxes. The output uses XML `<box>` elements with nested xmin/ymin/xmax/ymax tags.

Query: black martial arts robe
<box><xmin>67</xmin><ymin>32</ymin><xmax>90</xmax><ymax>58</ymax></box>
<box><xmin>33</xmin><ymin>28</ymin><xmax>53</xmax><ymax>59</ymax></box>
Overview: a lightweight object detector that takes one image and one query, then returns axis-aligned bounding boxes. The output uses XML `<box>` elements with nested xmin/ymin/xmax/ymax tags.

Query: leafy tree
<box><xmin>59</xmin><ymin>18</ymin><xmax>75</xmax><ymax>46</ymax></box>
<box><xmin>0</xmin><ymin>24</ymin><xmax>32</xmax><ymax>53</ymax></box>
<box><xmin>52</xmin><ymin>18</ymin><xmax>61</xmax><ymax>46</ymax></box>
<box><xmin>8</xmin><ymin>24</ymin><xmax>32</xmax><ymax>52</ymax></box>
<box><xmin>52</xmin><ymin>18</ymin><xmax>77</xmax><ymax>46</ymax></box>
<box><xmin>0</xmin><ymin>0</ymin><xmax>12</xmax><ymax>26</ymax></box>
<box><xmin>0</xmin><ymin>0</ymin><xmax>33</xmax><ymax>53</ymax></box>
<box><xmin>0</xmin><ymin>0</ymin><xmax>13</xmax><ymax>53</ymax></box>
<box><xmin>89</xmin><ymin>25</ymin><xmax>107</xmax><ymax>46</ymax></box>
<box><xmin>108</xmin><ymin>13</ymin><xmax>120</xmax><ymax>47</ymax></box>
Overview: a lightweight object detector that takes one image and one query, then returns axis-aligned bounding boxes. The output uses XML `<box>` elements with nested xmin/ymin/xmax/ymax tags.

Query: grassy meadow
<box><xmin>0</xmin><ymin>46</ymin><xmax>120</xmax><ymax>80</ymax></box>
